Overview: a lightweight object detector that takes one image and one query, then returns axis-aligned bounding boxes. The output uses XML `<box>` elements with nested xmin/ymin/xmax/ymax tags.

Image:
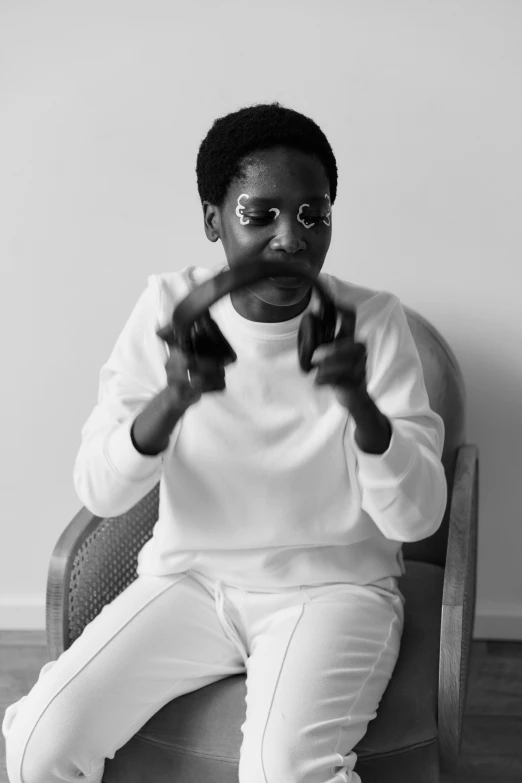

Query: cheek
<box><xmin>310</xmin><ymin>224</ymin><xmax>332</xmax><ymax>248</ymax></box>
<box><xmin>321</xmin><ymin>232</ymin><xmax>332</xmax><ymax>254</ymax></box>
<box><xmin>311</xmin><ymin>229</ymin><xmax>332</xmax><ymax>260</ymax></box>
<box><xmin>222</xmin><ymin>220</ymin><xmax>264</xmax><ymax>254</ymax></box>
<box><xmin>230</xmin><ymin>224</ymin><xmax>257</xmax><ymax>247</ymax></box>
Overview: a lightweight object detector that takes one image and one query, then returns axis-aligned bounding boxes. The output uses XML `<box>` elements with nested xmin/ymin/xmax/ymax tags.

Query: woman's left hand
<box><xmin>310</xmin><ymin>305</ymin><xmax>368</xmax><ymax>409</ymax></box>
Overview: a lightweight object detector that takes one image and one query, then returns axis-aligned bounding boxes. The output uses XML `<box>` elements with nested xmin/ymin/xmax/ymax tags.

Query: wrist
<box><xmin>161</xmin><ymin>385</ymin><xmax>191</xmax><ymax>417</ymax></box>
<box><xmin>348</xmin><ymin>391</ymin><xmax>392</xmax><ymax>455</ymax></box>
<box><xmin>131</xmin><ymin>387</ymin><xmax>186</xmax><ymax>456</ymax></box>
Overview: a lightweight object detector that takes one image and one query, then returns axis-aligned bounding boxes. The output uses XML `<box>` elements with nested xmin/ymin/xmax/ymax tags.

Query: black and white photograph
<box><xmin>1</xmin><ymin>2</ymin><xmax>521</xmax><ymax>781</ymax></box>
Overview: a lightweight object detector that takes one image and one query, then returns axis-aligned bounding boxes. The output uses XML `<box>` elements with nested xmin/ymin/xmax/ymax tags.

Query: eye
<box><xmin>242</xmin><ymin>212</ymin><xmax>275</xmax><ymax>225</ymax></box>
<box><xmin>297</xmin><ymin>203</ymin><xmax>330</xmax><ymax>229</ymax></box>
<box><xmin>301</xmin><ymin>215</ymin><xmax>327</xmax><ymax>227</ymax></box>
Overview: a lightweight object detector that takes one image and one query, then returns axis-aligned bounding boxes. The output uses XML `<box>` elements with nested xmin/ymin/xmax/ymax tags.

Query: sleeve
<box><xmin>347</xmin><ymin>293</ymin><xmax>447</xmax><ymax>543</ymax></box>
<box><xmin>73</xmin><ymin>274</ymin><xmax>176</xmax><ymax>518</ymax></box>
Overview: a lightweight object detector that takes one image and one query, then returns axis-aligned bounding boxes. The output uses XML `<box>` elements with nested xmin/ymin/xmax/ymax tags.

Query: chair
<box><xmin>46</xmin><ymin>304</ymin><xmax>478</xmax><ymax>783</ymax></box>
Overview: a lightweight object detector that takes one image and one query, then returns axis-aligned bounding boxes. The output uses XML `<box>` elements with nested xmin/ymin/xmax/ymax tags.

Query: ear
<box><xmin>202</xmin><ymin>201</ymin><xmax>221</xmax><ymax>243</ymax></box>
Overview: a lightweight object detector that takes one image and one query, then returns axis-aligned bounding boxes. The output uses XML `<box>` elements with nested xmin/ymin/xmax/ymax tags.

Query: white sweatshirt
<box><xmin>73</xmin><ymin>262</ymin><xmax>447</xmax><ymax>591</ymax></box>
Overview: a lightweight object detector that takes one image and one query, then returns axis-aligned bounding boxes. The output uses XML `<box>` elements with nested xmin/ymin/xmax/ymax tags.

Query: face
<box><xmin>202</xmin><ymin>146</ymin><xmax>333</xmax><ymax>321</ymax></box>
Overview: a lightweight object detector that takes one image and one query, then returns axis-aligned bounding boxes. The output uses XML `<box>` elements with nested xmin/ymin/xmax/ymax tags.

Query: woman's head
<box><xmin>196</xmin><ymin>103</ymin><xmax>338</xmax><ymax>319</ymax></box>
<box><xmin>196</xmin><ymin>102</ymin><xmax>338</xmax><ymax>208</ymax></box>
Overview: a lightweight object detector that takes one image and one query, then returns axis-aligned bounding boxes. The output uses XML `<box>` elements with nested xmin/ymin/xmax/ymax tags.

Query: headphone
<box><xmin>156</xmin><ymin>259</ymin><xmax>342</xmax><ymax>373</ymax></box>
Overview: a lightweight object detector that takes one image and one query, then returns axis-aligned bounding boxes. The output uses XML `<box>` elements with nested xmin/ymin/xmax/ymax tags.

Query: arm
<box><xmin>348</xmin><ymin>390</ymin><xmax>392</xmax><ymax>455</ymax></box>
<box><xmin>347</xmin><ymin>294</ymin><xmax>447</xmax><ymax>543</ymax></box>
<box><xmin>131</xmin><ymin>387</ymin><xmax>185</xmax><ymax>456</ymax></box>
<box><xmin>73</xmin><ymin>276</ymin><xmax>180</xmax><ymax>518</ymax></box>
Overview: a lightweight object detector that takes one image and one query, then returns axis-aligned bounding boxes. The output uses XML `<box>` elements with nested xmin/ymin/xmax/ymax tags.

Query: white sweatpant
<box><xmin>3</xmin><ymin>570</ymin><xmax>404</xmax><ymax>783</ymax></box>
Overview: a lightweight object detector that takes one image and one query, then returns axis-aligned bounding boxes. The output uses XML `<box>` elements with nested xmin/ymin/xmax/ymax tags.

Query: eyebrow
<box><xmin>243</xmin><ymin>196</ymin><xmax>329</xmax><ymax>206</ymax></box>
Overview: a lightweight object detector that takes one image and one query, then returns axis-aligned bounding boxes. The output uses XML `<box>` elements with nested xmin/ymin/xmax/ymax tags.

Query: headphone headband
<box><xmin>172</xmin><ymin>260</ymin><xmax>337</xmax><ymax>333</ymax></box>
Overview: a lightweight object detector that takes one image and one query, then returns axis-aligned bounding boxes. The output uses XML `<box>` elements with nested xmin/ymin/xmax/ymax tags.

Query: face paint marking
<box><xmin>297</xmin><ymin>203</ymin><xmax>314</xmax><ymax>229</ymax></box>
<box><xmin>236</xmin><ymin>193</ymin><xmax>250</xmax><ymax>225</ymax></box>
<box><xmin>323</xmin><ymin>194</ymin><xmax>331</xmax><ymax>226</ymax></box>
<box><xmin>269</xmin><ymin>207</ymin><xmax>280</xmax><ymax>220</ymax></box>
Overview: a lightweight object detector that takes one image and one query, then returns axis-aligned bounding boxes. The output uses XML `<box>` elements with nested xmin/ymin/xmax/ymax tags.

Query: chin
<box><xmin>248</xmin><ymin>279</ymin><xmax>311</xmax><ymax>306</ymax></box>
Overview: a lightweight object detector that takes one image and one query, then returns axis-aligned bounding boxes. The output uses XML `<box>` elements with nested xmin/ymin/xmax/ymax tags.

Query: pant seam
<box><xmin>260</xmin><ymin>600</ymin><xmax>307</xmax><ymax>783</ymax></box>
<box><xmin>15</xmin><ymin>573</ymin><xmax>189</xmax><ymax>783</ymax></box>
<box><xmin>329</xmin><ymin>605</ymin><xmax>401</xmax><ymax>778</ymax></box>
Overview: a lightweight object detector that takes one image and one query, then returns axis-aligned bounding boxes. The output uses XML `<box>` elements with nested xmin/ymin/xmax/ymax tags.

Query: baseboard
<box><xmin>0</xmin><ymin>597</ymin><xmax>521</xmax><ymax>641</ymax></box>
<box><xmin>472</xmin><ymin>601</ymin><xmax>522</xmax><ymax>641</ymax></box>
<box><xmin>0</xmin><ymin>595</ymin><xmax>45</xmax><ymax>630</ymax></box>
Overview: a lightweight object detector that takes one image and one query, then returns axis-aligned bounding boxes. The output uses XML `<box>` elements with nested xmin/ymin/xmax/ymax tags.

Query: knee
<box><xmin>5</xmin><ymin>722</ymin><xmax>61</xmax><ymax>783</ymax></box>
<box><xmin>4</xmin><ymin>700</ymin><xmax>91</xmax><ymax>783</ymax></box>
<box><xmin>238</xmin><ymin>735</ymin><xmax>359</xmax><ymax>783</ymax></box>
<box><xmin>6</xmin><ymin>731</ymin><xmax>92</xmax><ymax>783</ymax></box>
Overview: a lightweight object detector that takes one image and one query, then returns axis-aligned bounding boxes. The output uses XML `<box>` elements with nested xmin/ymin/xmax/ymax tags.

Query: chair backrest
<box><xmin>401</xmin><ymin>306</ymin><xmax>466</xmax><ymax>568</ymax></box>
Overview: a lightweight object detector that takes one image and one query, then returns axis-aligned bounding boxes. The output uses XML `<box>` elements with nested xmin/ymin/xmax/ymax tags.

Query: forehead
<box><xmin>229</xmin><ymin>146</ymin><xmax>330</xmax><ymax>203</ymax></box>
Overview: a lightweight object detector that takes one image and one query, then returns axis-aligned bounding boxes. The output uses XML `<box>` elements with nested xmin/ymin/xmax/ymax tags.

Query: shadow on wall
<box><xmin>459</xmin><ymin>339</ymin><xmax>520</xmax><ymax>521</ymax></box>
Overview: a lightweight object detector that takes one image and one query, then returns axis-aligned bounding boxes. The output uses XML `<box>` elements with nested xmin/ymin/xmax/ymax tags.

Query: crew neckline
<box><xmin>217</xmin><ymin>282</ymin><xmax>321</xmax><ymax>341</ymax></box>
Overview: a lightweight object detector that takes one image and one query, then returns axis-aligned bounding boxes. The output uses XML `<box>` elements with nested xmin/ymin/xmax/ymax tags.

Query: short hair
<box><xmin>196</xmin><ymin>102</ymin><xmax>338</xmax><ymax>207</ymax></box>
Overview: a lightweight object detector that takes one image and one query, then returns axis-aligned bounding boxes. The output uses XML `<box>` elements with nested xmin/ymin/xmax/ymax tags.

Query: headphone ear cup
<box><xmin>298</xmin><ymin>313</ymin><xmax>326</xmax><ymax>373</ymax></box>
<box><xmin>190</xmin><ymin>311</ymin><xmax>237</xmax><ymax>364</ymax></box>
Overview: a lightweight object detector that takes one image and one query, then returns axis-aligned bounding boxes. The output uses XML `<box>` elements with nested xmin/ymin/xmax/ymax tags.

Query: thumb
<box><xmin>156</xmin><ymin>323</ymin><xmax>177</xmax><ymax>347</ymax></box>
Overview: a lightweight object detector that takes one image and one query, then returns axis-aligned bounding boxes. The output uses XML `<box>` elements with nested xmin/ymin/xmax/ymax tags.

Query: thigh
<box><xmin>238</xmin><ymin>582</ymin><xmax>404</xmax><ymax>783</ymax></box>
<box><xmin>4</xmin><ymin>571</ymin><xmax>244</xmax><ymax>783</ymax></box>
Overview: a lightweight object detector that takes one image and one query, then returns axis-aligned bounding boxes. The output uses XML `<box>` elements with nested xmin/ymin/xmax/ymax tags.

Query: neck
<box><xmin>230</xmin><ymin>287</ymin><xmax>312</xmax><ymax>323</ymax></box>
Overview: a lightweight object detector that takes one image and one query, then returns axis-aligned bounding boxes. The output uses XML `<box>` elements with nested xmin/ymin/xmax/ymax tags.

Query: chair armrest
<box><xmin>438</xmin><ymin>443</ymin><xmax>479</xmax><ymax>776</ymax></box>
<box><xmin>46</xmin><ymin>506</ymin><xmax>104</xmax><ymax>660</ymax></box>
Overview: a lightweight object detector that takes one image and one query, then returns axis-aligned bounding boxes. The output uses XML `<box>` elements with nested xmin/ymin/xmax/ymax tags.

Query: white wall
<box><xmin>1</xmin><ymin>0</ymin><xmax>521</xmax><ymax>637</ymax></box>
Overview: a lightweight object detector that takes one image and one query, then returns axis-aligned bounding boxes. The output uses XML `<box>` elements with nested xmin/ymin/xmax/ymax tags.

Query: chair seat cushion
<box><xmin>357</xmin><ymin>560</ymin><xmax>443</xmax><ymax>756</ymax></box>
<box><xmin>105</xmin><ymin>561</ymin><xmax>444</xmax><ymax>779</ymax></box>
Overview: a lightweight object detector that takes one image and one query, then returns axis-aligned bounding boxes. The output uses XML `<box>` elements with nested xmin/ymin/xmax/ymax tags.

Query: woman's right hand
<box><xmin>162</xmin><ymin>343</ymin><xmax>229</xmax><ymax>412</ymax></box>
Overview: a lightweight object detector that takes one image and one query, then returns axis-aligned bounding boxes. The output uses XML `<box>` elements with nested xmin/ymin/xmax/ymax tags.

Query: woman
<box><xmin>3</xmin><ymin>102</ymin><xmax>447</xmax><ymax>783</ymax></box>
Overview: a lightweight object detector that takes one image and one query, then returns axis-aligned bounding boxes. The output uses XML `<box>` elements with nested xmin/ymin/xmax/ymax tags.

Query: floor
<box><xmin>1</xmin><ymin>632</ymin><xmax>521</xmax><ymax>782</ymax></box>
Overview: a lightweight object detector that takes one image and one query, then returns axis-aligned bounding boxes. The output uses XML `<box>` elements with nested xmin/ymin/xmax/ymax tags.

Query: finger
<box><xmin>314</xmin><ymin>370</ymin><xmax>365</xmax><ymax>388</ymax></box>
<box><xmin>314</xmin><ymin>367</ymin><xmax>364</xmax><ymax>387</ymax></box>
<box><xmin>156</xmin><ymin>323</ymin><xmax>177</xmax><ymax>346</ymax></box>
<box><xmin>313</xmin><ymin>351</ymin><xmax>366</xmax><ymax>384</ymax></box>
<box><xmin>312</xmin><ymin>341</ymin><xmax>365</xmax><ymax>368</ymax></box>
<box><xmin>311</xmin><ymin>343</ymin><xmax>336</xmax><ymax>365</ymax></box>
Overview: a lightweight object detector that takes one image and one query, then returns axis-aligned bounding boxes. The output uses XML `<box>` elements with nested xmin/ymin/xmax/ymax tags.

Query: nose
<box><xmin>269</xmin><ymin>217</ymin><xmax>306</xmax><ymax>254</ymax></box>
